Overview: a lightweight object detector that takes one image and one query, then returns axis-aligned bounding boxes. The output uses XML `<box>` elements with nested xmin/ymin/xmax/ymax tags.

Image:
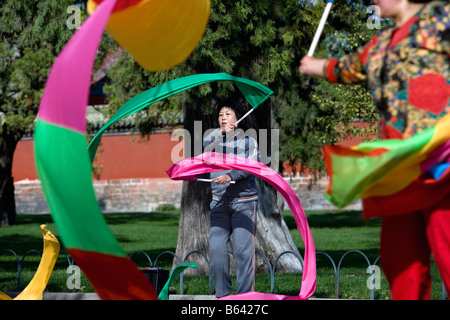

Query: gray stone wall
<box><xmin>14</xmin><ymin>176</ymin><xmax>360</xmax><ymax>214</ymax></box>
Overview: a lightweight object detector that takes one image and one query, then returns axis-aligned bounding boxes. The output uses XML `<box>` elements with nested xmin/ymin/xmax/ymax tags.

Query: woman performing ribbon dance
<box><xmin>300</xmin><ymin>0</ymin><xmax>450</xmax><ymax>300</ymax></box>
<box><xmin>202</xmin><ymin>100</ymin><xmax>259</xmax><ymax>298</ymax></box>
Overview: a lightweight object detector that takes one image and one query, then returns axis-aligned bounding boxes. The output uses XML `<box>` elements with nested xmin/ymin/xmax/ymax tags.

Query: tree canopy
<box><xmin>0</xmin><ymin>0</ymin><xmax>382</xmax><ymax>225</ymax></box>
<box><xmin>0</xmin><ymin>0</ymin><xmax>88</xmax><ymax>137</ymax></box>
<box><xmin>100</xmin><ymin>0</ymin><xmax>380</xmax><ymax>174</ymax></box>
<box><xmin>0</xmin><ymin>0</ymin><xmax>89</xmax><ymax>225</ymax></box>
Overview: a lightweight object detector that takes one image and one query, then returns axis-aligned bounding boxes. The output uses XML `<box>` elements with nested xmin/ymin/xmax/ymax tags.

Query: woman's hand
<box><xmin>299</xmin><ymin>56</ymin><xmax>327</xmax><ymax>79</ymax></box>
<box><xmin>219</xmin><ymin>122</ymin><xmax>236</xmax><ymax>135</ymax></box>
<box><xmin>212</xmin><ymin>174</ymin><xmax>232</xmax><ymax>185</ymax></box>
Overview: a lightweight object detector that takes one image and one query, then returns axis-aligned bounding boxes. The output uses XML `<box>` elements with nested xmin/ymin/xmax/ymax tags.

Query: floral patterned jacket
<box><xmin>325</xmin><ymin>1</ymin><xmax>450</xmax><ymax>139</ymax></box>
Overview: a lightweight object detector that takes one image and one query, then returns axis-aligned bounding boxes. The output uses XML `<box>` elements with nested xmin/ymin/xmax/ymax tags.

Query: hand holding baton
<box><xmin>197</xmin><ymin>178</ymin><xmax>235</xmax><ymax>184</ymax></box>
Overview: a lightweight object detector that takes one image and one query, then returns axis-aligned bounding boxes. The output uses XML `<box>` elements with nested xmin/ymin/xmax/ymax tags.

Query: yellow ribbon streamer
<box><xmin>0</xmin><ymin>225</ymin><xmax>60</xmax><ymax>300</ymax></box>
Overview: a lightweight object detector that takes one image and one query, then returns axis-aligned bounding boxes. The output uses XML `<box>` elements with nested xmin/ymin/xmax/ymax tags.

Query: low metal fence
<box><xmin>0</xmin><ymin>248</ymin><xmax>75</xmax><ymax>291</ymax></box>
<box><xmin>1</xmin><ymin>248</ymin><xmax>447</xmax><ymax>300</ymax></box>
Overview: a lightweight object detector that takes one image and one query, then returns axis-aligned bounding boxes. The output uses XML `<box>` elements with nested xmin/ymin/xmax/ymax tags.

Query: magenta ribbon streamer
<box><xmin>166</xmin><ymin>152</ymin><xmax>316</xmax><ymax>300</ymax></box>
<box><xmin>37</xmin><ymin>0</ymin><xmax>119</xmax><ymax>133</ymax></box>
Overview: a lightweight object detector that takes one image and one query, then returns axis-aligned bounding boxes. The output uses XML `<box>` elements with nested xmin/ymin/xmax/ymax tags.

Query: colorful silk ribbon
<box><xmin>158</xmin><ymin>262</ymin><xmax>198</xmax><ymax>300</ymax></box>
<box><xmin>166</xmin><ymin>152</ymin><xmax>316</xmax><ymax>300</ymax></box>
<box><xmin>0</xmin><ymin>225</ymin><xmax>60</xmax><ymax>300</ymax></box>
<box><xmin>34</xmin><ymin>0</ymin><xmax>210</xmax><ymax>299</ymax></box>
<box><xmin>87</xmin><ymin>73</ymin><xmax>273</xmax><ymax>162</ymax></box>
<box><xmin>324</xmin><ymin>113</ymin><xmax>450</xmax><ymax>218</ymax></box>
<box><xmin>87</xmin><ymin>0</ymin><xmax>210</xmax><ymax>71</ymax></box>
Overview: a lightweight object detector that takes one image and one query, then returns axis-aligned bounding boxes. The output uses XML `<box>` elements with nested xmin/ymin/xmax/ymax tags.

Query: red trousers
<box><xmin>380</xmin><ymin>195</ymin><xmax>450</xmax><ymax>299</ymax></box>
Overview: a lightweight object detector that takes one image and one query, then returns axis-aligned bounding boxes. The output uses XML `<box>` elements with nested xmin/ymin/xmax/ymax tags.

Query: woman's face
<box><xmin>218</xmin><ymin>106</ymin><xmax>238</xmax><ymax>128</ymax></box>
<box><xmin>373</xmin><ymin>0</ymin><xmax>404</xmax><ymax>18</ymax></box>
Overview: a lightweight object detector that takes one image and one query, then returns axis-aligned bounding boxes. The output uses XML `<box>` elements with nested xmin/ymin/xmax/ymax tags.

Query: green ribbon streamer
<box><xmin>88</xmin><ymin>73</ymin><xmax>273</xmax><ymax>162</ymax></box>
<box><xmin>158</xmin><ymin>262</ymin><xmax>198</xmax><ymax>300</ymax></box>
<box><xmin>35</xmin><ymin>119</ymin><xmax>125</xmax><ymax>255</ymax></box>
<box><xmin>325</xmin><ymin>126</ymin><xmax>436</xmax><ymax>208</ymax></box>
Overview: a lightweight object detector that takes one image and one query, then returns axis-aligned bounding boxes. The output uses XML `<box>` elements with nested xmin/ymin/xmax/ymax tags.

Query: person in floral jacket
<box><xmin>300</xmin><ymin>0</ymin><xmax>450</xmax><ymax>299</ymax></box>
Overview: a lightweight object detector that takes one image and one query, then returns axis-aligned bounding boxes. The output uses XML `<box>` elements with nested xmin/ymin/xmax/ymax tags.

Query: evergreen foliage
<box><xmin>0</xmin><ymin>0</ymin><xmax>88</xmax><ymax>225</ymax></box>
<box><xmin>102</xmin><ymin>0</ymin><xmax>380</xmax><ymax>174</ymax></box>
<box><xmin>0</xmin><ymin>0</ymin><xmax>383</xmax><ymax>224</ymax></box>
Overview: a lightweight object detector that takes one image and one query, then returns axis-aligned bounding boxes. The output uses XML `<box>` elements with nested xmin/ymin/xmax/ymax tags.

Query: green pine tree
<box><xmin>0</xmin><ymin>0</ymin><xmax>87</xmax><ymax>225</ymax></box>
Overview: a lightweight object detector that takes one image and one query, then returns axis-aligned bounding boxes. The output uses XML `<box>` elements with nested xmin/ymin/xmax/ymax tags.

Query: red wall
<box><xmin>92</xmin><ymin>133</ymin><xmax>179</xmax><ymax>179</ymax></box>
<box><xmin>12</xmin><ymin>139</ymin><xmax>36</xmax><ymax>181</ymax></box>
<box><xmin>12</xmin><ymin>132</ymin><xmax>180</xmax><ymax>181</ymax></box>
<box><xmin>13</xmin><ymin>122</ymin><xmax>376</xmax><ymax>182</ymax></box>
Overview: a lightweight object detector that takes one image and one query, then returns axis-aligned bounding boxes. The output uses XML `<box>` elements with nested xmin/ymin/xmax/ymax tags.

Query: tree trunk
<box><xmin>0</xmin><ymin>127</ymin><xmax>19</xmax><ymax>226</ymax></box>
<box><xmin>174</xmin><ymin>176</ymin><xmax>302</xmax><ymax>275</ymax></box>
<box><xmin>173</xmin><ymin>97</ymin><xmax>302</xmax><ymax>275</ymax></box>
<box><xmin>254</xmin><ymin>178</ymin><xmax>302</xmax><ymax>273</ymax></box>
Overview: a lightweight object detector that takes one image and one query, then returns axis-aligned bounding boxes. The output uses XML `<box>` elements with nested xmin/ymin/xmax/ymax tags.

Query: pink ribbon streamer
<box><xmin>166</xmin><ymin>152</ymin><xmax>316</xmax><ymax>300</ymax></box>
<box><xmin>37</xmin><ymin>0</ymin><xmax>119</xmax><ymax>134</ymax></box>
<box><xmin>421</xmin><ymin>139</ymin><xmax>450</xmax><ymax>173</ymax></box>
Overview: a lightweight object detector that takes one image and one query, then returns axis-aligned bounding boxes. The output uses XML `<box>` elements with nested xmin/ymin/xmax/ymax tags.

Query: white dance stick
<box><xmin>307</xmin><ymin>1</ymin><xmax>334</xmax><ymax>57</ymax></box>
<box><xmin>234</xmin><ymin>108</ymin><xmax>255</xmax><ymax>126</ymax></box>
<box><xmin>197</xmin><ymin>178</ymin><xmax>235</xmax><ymax>184</ymax></box>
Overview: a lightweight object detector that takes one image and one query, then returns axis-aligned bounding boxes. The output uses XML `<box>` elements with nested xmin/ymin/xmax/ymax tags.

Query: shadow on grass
<box><xmin>128</xmin><ymin>248</ymin><xmax>178</xmax><ymax>269</ymax></box>
<box><xmin>15</xmin><ymin>211</ymin><xmax>180</xmax><ymax>226</ymax></box>
<box><xmin>284</xmin><ymin>210</ymin><xmax>381</xmax><ymax>230</ymax></box>
<box><xmin>15</xmin><ymin>214</ymin><xmax>54</xmax><ymax>226</ymax></box>
<box><xmin>5</xmin><ymin>212</ymin><xmax>180</xmax><ymax>268</ymax></box>
<box><xmin>0</xmin><ymin>234</ymin><xmax>47</xmax><ymax>254</ymax></box>
<box><xmin>103</xmin><ymin>211</ymin><xmax>180</xmax><ymax>226</ymax></box>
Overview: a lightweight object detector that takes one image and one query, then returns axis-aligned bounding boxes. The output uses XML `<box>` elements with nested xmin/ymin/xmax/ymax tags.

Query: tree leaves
<box><xmin>99</xmin><ymin>0</ymin><xmax>380</xmax><ymax>175</ymax></box>
<box><xmin>0</xmin><ymin>0</ymin><xmax>83</xmax><ymax>135</ymax></box>
<box><xmin>0</xmin><ymin>0</ymin><xmax>381</xmax><ymax>176</ymax></box>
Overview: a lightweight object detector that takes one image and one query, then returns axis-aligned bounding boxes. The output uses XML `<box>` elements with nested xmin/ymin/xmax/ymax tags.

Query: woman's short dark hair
<box><xmin>215</xmin><ymin>99</ymin><xmax>250</xmax><ymax>130</ymax></box>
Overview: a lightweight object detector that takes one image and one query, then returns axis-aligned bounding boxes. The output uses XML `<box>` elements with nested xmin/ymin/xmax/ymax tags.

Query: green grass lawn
<box><xmin>0</xmin><ymin>209</ymin><xmax>446</xmax><ymax>299</ymax></box>
<box><xmin>287</xmin><ymin>210</ymin><xmax>388</xmax><ymax>299</ymax></box>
